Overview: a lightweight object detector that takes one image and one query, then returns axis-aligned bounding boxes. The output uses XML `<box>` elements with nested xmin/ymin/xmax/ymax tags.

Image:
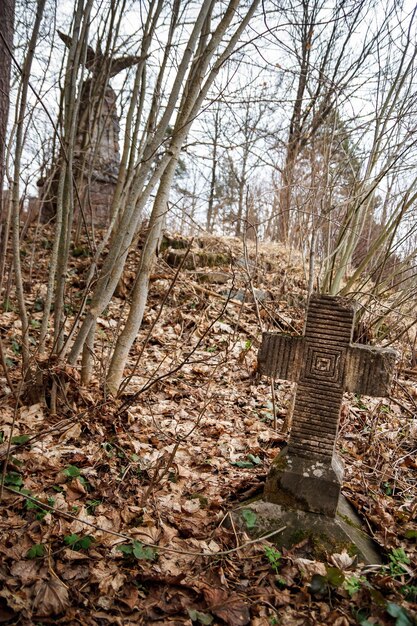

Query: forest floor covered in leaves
<box><xmin>0</xmin><ymin>228</ymin><xmax>416</xmax><ymax>625</ymax></box>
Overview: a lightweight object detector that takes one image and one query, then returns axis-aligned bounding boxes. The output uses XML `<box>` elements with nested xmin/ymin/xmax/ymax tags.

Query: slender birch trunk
<box><xmin>11</xmin><ymin>0</ymin><xmax>46</xmax><ymax>371</ymax></box>
<box><xmin>106</xmin><ymin>157</ymin><xmax>177</xmax><ymax>393</ymax></box>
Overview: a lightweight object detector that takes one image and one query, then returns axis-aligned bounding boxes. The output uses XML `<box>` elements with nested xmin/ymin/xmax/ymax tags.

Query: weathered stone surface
<box><xmin>39</xmin><ymin>33</ymin><xmax>144</xmax><ymax>227</ymax></box>
<box><xmin>260</xmin><ymin>294</ymin><xmax>396</xmax><ymax>517</ymax></box>
<box><xmin>195</xmin><ymin>271</ymin><xmax>230</xmax><ymax>284</ymax></box>
<box><xmin>222</xmin><ymin>288</ymin><xmax>269</xmax><ymax>303</ymax></box>
<box><xmin>233</xmin><ymin>496</ymin><xmax>382</xmax><ymax>564</ymax></box>
<box><xmin>164</xmin><ymin>248</ymin><xmax>229</xmax><ymax>269</ymax></box>
<box><xmin>264</xmin><ymin>447</ymin><xmax>344</xmax><ymax>517</ymax></box>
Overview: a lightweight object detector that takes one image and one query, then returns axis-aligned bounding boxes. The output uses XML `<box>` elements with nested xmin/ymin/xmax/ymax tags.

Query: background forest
<box><xmin>0</xmin><ymin>0</ymin><xmax>416</xmax><ymax>389</ymax></box>
<box><xmin>0</xmin><ymin>0</ymin><xmax>416</xmax><ymax>624</ymax></box>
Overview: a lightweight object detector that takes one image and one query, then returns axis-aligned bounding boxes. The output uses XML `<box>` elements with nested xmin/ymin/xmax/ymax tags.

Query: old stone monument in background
<box><xmin>237</xmin><ymin>294</ymin><xmax>396</xmax><ymax>562</ymax></box>
<box><xmin>39</xmin><ymin>32</ymin><xmax>143</xmax><ymax>226</ymax></box>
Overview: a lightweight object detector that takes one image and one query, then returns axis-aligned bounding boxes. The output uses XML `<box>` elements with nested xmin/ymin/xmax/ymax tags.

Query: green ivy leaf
<box><xmin>62</xmin><ymin>465</ymin><xmax>81</xmax><ymax>478</ymax></box>
<box><xmin>404</xmin><ymin>529</ymin><xmax>417</xmax><ymax>539</ymax></box>
<box><xmin>11</xmin><ymin>339</ymin><xmax>21</xmax><ymax>355</ymax></box>
<box><xmin>241</xmin><ymin>508</ymin><xmax>257</xmax><ymax>529</ymax></box>
<box><xmin>4</xmin><ymin>472</ymin><xmax>23</xmax><ymax>487</ymax></box>
<box><xmin>232</xmin><ymin>461</ymin><xmax>254</xmax><ymax>468</ymax></box>
<box><xmin>326</xmin><ymin>566</ymin><xmax>345</xmax><ymax>587</ymax></box>
<box><xmin>78</xmin><ymin>536</ymin><xmax>95</xmax><ymax>550</ymax></box>
<box><xmin>64</xmin><ymin>533</ymin><xmax>95</xmax><ymax>550</ymax></box>
<box><xmin>64</xmin><ymin>534</ymin><xmax>80</xmax><ymax>546</ymax></box>
<box><xmin>117</xmin><ymin>540</ymin><xmax>157</xmax><ymax>560</ymax></box>
<box><xmin>132</xmin><ymin>540</ymin><xmax>157</xmax><ymax>561</ymax></box>
<box><xmin>27</xmin><ymin>544</ymin><xmax>45</xmax><ymax>559</ymax></box>
<box><xmin>11</xmin><ymin>435</ymin><xmax>31</xmax><ymax>445</ymax></box>
<box><xmin>188</xmin><ymin>609</ymin><xmax>214</xmax><ymax>624</ymax></box>
<box><xmin>386</xmin><ymin>603</ymin><xmax>413</xmax><ymax>626</ymax></box>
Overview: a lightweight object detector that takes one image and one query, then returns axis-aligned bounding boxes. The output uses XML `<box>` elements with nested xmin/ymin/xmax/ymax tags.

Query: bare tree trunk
<box><xmin>106</xmin><ymin>156</ymin><xmax>177</xmax><ymax>394</ymax></box>
<box><xmin>11</xmin><ymin>0</ymin><xmax>46</xmax><ymax>370</ymax></box>
<box><xmin>0</xmin><ymin>0</ymin><xmax>15</xmax><ymax>301</ymax></box>
<box><xmin>0</xmin><ymin>0</ymin><xmax>14</xmax><ymax>228</ymax></box>
<box><xmin>207</xmin><ymin>104</ymin><xmax>220</xmax><ymax>233</ymax></box>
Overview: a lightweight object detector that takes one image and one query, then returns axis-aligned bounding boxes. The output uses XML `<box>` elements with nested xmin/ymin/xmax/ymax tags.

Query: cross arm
<box><xmin>345</xmin><ymin>345</ymin><xmax>397</xmax><ymax>397</ymax></box>
<box><xmin>258</xmin><ymin>333</ymin><xmax>303</xmax><ymax>381</ymax></box>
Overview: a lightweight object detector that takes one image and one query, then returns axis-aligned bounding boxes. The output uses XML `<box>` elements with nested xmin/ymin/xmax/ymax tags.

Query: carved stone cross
<box><xmin>259</xmin><ymin>294</ymin><xmax>396</xmax><ymax>517</ymax></box>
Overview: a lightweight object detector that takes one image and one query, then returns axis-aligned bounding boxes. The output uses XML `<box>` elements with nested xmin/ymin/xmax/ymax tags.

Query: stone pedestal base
<box><xmin>233</xmin><ymin>496</ymin><xmax>381</xmax><ymax>564</ymax></box>
<box><xmin>264</xmin><ymin>447</ymin><xmax>344</xmax><ymax>517</ymax></box>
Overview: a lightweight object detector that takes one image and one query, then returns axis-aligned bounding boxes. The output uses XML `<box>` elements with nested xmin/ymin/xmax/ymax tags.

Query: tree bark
<box><xmin>0</xmin><ymin>0</ymin><xmax>14</xmax><ymax>211</ymax></box>
<box><xmin>0</xmin><ymin>0</ymin><xmax>15</xmax><ymax>296</ymax></box>
<box><xmin>106</xmin><ymin>156</ymin><xmax>177</xmax><ymax>394</ymax></box>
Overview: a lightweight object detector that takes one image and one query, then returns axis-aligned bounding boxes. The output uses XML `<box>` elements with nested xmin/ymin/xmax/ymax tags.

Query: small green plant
<box><xmin>386</xmin><ymin>602</ymin><xmax>414</xmax><ymax>626</ymax></box>
<box><xmin>25</xmin><ymin>496</ymin><xmax>54</xmax><ymax>520</ymax></box>
<box><xmin>241</xmin><ymin>508</ymin><xmax>257</xmax><ymax>529</ymax></box>
<box><xmin>309</xmin><ymin>567</ymin><xmax>345</xmax><ymax>597</ymax></box>
<box><xmin>27</xmin><ymin>544</ymin><xmax>46</xmax><ymax>559</ymax></box>
<box><xmin>62</xmin><ymin>465</ymin><xmax>81</xmax><ymax>478</ymax></box>
<box><xmin>64</xmin><ymin>534</ymin><xmax>95</xmax><ymax>551</ymax></box>
<box><xmin>388</xmin><ymin>547</ymin><xmax>410</xmax><ymax>578</ymax></box>
<box><xmin>264</xmin><ymin>545</ymin><xmax>287</xmax><ymax>587</ymax></box>
<box><xmin>101</xmin><ymin>442</ymin><xmax>115</xmax><ymax>457</ymax></box>
<box><xmin>11</xmin><ymin>434</ymin><xmax>31</xmax><ymax>445</ymax></box>
<box><xmin>382</xmin><ymin>481</ymin><xmax>393</xmax><ymax>496</ymax></box>
<box><xmin>343</xmin><ymin>575</ymin><xmax>366</xmax><ymax>596</ymax></box>
<box><xmin>11</xmin><ymin>339</ymin><xmax>21</xmax><ymax>355</ymax></box>
<box><xmin>62</xmin><ymin>464</ymin><xmax>88</xmax><ymax>488</ymax></box>
<box><xmin>354</xmin><ymin>395</ymin><xmax>367</xmax><ymax>410</ymax></box>
<box><xmin>86</xmin><ymin>499</ymin><xmax>101</xmax><ymax>514</ymax></box>
<box><xmin>168</xmin><ymin>471</ymin><xmax>177</xmax><ymax>483</ymax></box>
<box><xmin>188</xmin><ymin>609</ymin><xmax>214</xmax><ymax>624</ymax></box>
<box><xmin>232</xmin><ymin>454</ymin><xmax>261</xmax><ymax>469</ymax></box>
<box><xmin>117</xmin><ymin>539</ymin><xmax>157</xmax><ymax>561</ymax></box>
<box><xmin>264</xmin><ymin>545</ymin><xmax>282</xmax><ymax>574</ymax></box>
<box><xmin>4</xmin><ymin>471</ymin><xmax>23</xmax><ymax>487</ymax></box>
<box><xmin>401</xmin><ymin>584</ymin><xmax>417</xmax><ymax>602</ymax></box>
<box><xmin>33</xmin><ymin>298</ymin><xmax>44</xmax><ymax>312</ymax></box>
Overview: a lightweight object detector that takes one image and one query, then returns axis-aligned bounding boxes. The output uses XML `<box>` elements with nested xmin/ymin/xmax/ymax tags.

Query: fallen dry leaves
<box><xmin>0</xmin><ymin>229</ymin><xmax>416</xmax><ymax>624</ymax></box>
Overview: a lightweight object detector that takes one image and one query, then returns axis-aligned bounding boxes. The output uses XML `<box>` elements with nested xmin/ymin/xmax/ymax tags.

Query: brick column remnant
<box><xmin>259</xmin><ymin>295</ymin><xmax>396</xmax><ymax>517</ymax></box>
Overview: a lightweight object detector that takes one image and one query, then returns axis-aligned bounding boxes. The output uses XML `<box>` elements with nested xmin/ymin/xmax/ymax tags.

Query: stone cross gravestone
<box><xmin>259</xmin><ymin>294</ymin><xmax>396</xmax><ymax>517</ymax></box>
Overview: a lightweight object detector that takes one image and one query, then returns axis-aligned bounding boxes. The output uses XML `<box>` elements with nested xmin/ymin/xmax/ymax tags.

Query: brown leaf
<box><xmin>118</xmin><ymin>585</ymin><xmax>140</xmax><ymax>610</ymax></box>
<box><xmin>0</xmin><ymin>587</ymin><xmax>30</xmax><ymax>612</ymax></box>
<box><xmin>90</xmin><ymin>562</ymin><xmax>126</xmax><ymax>595</ymax></box>
<box><xmin>58</xmin><ymin>423</ymin><xmax>81</xmax><ymax>443</ymax></box>
<box><xmin>329</xmin><ymin>550</ymin><xmax>356</xmax><ymax>570</ymax></box>
<box><xmin>33</xmin><ymin>577</ymin><xmax>69</xmax><ymax>617</ymax></box>
<box><xmin>65</xmin><ymin>477</ymin><xmax>87</xmax><ymax>501</ymax></box>
<box><xmin>203</xmin><ymin>586</ymin><xmax>250</xmax><ymax>626</ymax></box>
<box><xmin>10</xmin><ymin>560</ymin><xmax>46</xmax><ymax>586</ymax></box>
